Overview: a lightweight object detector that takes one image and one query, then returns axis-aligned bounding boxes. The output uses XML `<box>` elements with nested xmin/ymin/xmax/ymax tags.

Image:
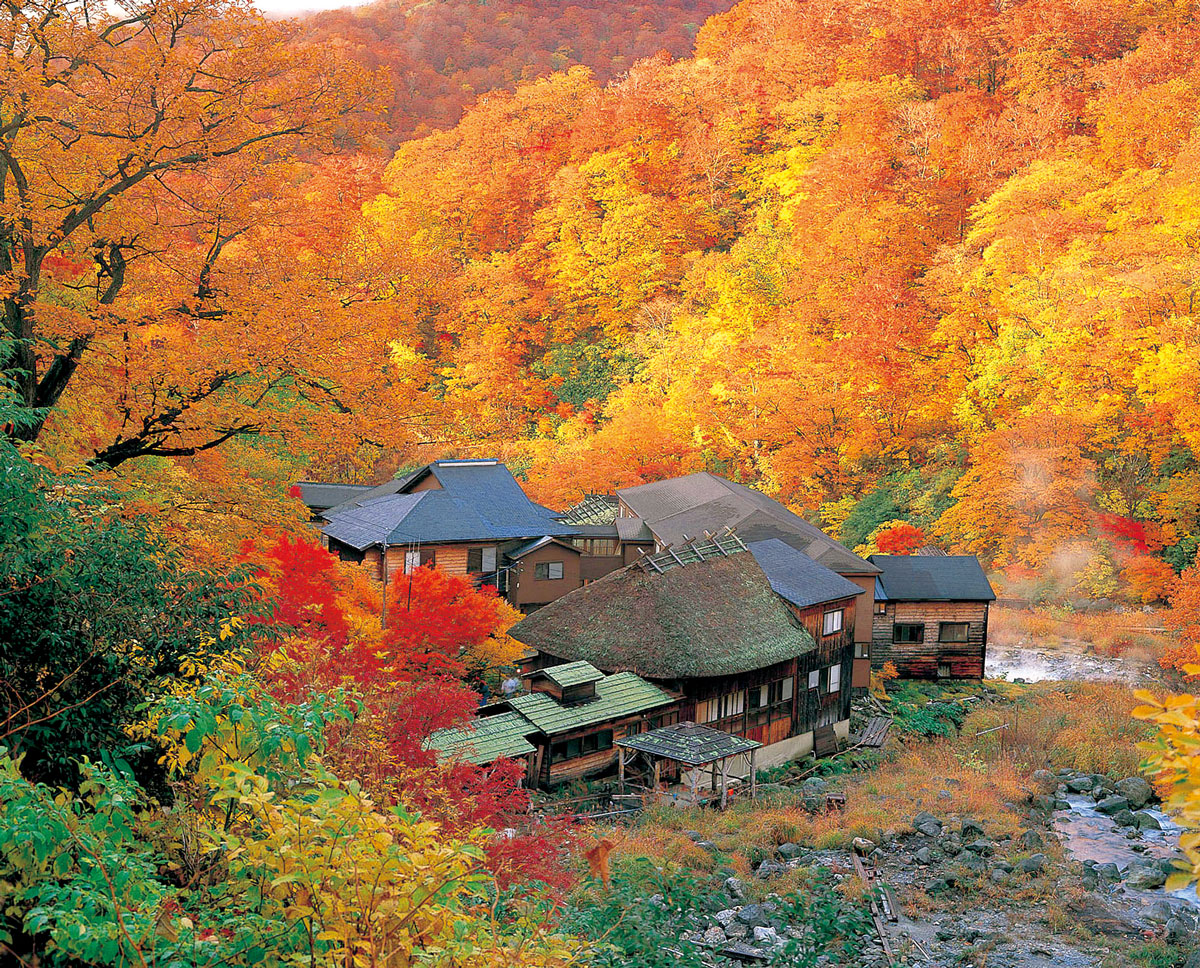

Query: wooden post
<box><xmin>720</xmin><ymin>757</ymin><xmax>729</xmax><ymax>809</ymax></box>
<box><xmin>652</xmin><ymin>758</ymin><xmax>661</xmax><ymax>799</ymax></box>
<box><xmin>689</xmin><ymin>764</ymin><xmax>699</xmax><ymax>806</ymax></box>
<box><xmin>750</xmin><ymin>749</ymin><xmax>757</xmax><ymax>800</ymax></box>
<box><xmin>618</xmin><ymin>746</ymin><xmax>626</xmax><ymax>795</ymax></box>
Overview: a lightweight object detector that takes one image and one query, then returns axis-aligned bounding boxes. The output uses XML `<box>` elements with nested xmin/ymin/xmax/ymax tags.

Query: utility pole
<box><xmin>380</xmin><ymin>539</ymin><xmax>388</xmax><ymax>629</ymax></box>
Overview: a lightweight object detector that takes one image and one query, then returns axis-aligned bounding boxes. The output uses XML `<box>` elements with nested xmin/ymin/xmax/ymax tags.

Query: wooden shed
<box><xmin>867</xmin><ymin>554</ymin><xmax>996</xmax><ymax>680</ymax></box>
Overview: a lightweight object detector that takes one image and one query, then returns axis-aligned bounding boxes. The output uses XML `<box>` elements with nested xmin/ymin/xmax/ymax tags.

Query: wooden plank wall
<box><xmin>871</xmin><ymin>601</ymin><xmax>988</xmax><ymax>679</ymax></box>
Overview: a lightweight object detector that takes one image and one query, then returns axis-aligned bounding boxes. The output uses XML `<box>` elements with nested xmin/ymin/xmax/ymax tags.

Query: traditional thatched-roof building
<box><xmin>512</xmin><ymin>535</ymin><xmax>858</xmax><ymax>767</ymax></box>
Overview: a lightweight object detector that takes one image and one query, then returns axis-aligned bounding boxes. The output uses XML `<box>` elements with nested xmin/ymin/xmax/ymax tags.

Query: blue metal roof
<box><xmin>321</xmin><ymin>460</ymin><xmax>576</xmax><ymax>550</ymax></box>
<box><xmin>869</xmin><ymin>555</ymin><xmax>996</xmax><ymax>602</ymax></box>
<box><xmin>747</xmin><ymin>538</ymin><xmax>866</xmax><ymax>610</ymax></box>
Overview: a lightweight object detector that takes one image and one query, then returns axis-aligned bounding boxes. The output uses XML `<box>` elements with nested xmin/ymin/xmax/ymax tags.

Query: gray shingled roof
<box><xmin>295</xmin><ymin>481</ymin><xmax>373</xmax><ymax>511</ymax></box>
<box><xmin>747</xmin><ymin>538</ymin><xmax>867</xmax><ymax>610</ymax></box>
<box><xmin>616</xmin><ymin>517</ymin><xmax>655</xmax><ymax>543</ymax></box>
<box><xmin>510</xmin><ymin>549</ymin><xmax>816</xmax><ymax>678</ymax></box>
<box><xmin>617</xmin><ymin>473</ymin><xmax>878</xmax><ymax>575</ymax></box>
<box><xmin>869</xmin><ymin>555</ymin><xmax>996</xmax><ymax>602</ymax></box>
<box><xmin>321</xmin><ymin>460</ymin><xmax>575</xmax><ymax>550</ymax></box>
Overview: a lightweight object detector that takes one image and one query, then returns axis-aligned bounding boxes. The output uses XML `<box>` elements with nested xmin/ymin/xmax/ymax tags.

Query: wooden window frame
<box><xmin>822</xmin><ymin>608</ymin><xmax>844</xmax><ymax>636</ymax></box>
<box><xmin>939</xmin><ymin>622</ymin><xmax>969</xmax><ymax>643</ymax></box>
<box><xmin>893</xmin><ymin>623</ymin><xmax>924</xmax><ymax>644</ymax></box>
<box><xmin>534</xmin><ymin>560</ymin><xmax>565</xmax><ymax>581</ymax></box>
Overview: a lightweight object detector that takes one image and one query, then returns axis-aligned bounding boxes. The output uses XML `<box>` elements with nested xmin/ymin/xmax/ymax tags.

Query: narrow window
<box><xmin>939</xmin><ymin>622</ymin><xmax>969</xmax><ymax>643</ymax></box>
<box><xmin>854</xmin><ymin>642</ymin><xmax>869</xmax><ymax>659</ymax></box>
<box><xmin>467</xmin><ymin>547</ymin><xmax>483</xmax><ymax>572</ymax></box>
<box><xmin>874</xmin><ymin>601</ymin><xmax>887</xmax><ymax>614</ymax></box>
<box><xmin>822</xmin><ymin>609</ymin><xmax>844</xmax><ymax>636</ymax></box>
<box><xmin>403</xmin><ymin>550</ymin><xmax>421</xmax><ymax>574</ymax></box>
<box><xmin>808</xmin><ymin>669</ymin><xmax>820</xmax><ymax>690</ymax></box>
<box><xmin>780</xmin><ymin>677</ymin><xmax>793</xmax><ymax>702</ymax></box>
<box><xmin>828</xmin><ymin>665</ymin><xmax>841</xmax><ymax>694</ymax></box>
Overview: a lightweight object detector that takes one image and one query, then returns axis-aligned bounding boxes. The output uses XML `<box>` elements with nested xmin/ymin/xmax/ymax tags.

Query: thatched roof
<box><xmin>510</xmin><ymin>550</ymin><xmax>815</xmax><ymax>679</ymax></box>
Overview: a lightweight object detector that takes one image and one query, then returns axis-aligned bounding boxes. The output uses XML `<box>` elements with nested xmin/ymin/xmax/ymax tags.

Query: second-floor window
<box><xmin>822</xmin><ymin>608</ymin><xmax>844</xmax><ymax>636</ymax></box>
<box><xmin>403</xmin><ymin>550</ymin><xmax>421</xmax><ymax>574</ymax></box>
<box><xmin>696</xmin><ymin>690</ymin><xmax>745</xmax><ymax>723</ymax></box>
<box><xmin>893</xmin><ymin>623</ymin><xmax>924</xmax><ymax>643</ymax></box>
<box><xmin>467</xmin><ymin>547</ymin><xmax>497</xmax><ymax>574</ymax></box>
<box><xmin>534</xmin><ymin>561</ymin><xmax>564</xmax><ymax>580</ymax></box>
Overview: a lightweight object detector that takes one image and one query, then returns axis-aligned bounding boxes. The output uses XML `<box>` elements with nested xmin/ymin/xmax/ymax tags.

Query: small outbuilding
<box><xmin>616</xmin><ymin>722</ymin><xmax>760</xmax><ymax>808</ymax></box>
<box><xmin>868</xmin><ymin>554</ymin><xmax>996</xmax><ymax>679</ymax></box>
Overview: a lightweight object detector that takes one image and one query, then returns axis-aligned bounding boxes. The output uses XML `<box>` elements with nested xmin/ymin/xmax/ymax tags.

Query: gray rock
<box><xmin>1112</xmin><ymin>809</ymin><xmax>1138</xmax><ymax>828</ymax></box>
<box><xmin>1126</xmin><ymin>863</ymin><xmax>1168</xmax><ymax>890</ymax></box>
<box><xmin>752</xmin><ymin>926</ymin><xmax>782</xmax><ymax>946</ymax></box>
<box><xmin>714</xmin><ymin>909</ymin><xmax>737</xmax><ymax>927</ymax></box>
<box><xmin>1017</xmin><ymin>829</ymin><xmax>1044</xmax><ymax>850</ymax></box>
<box><xmin>965</xmin><ymin>838</ymin><xmax>995</xmax><ymax>856</ymax></box>
<box><xmin>700</xmin><ymin>927</ymin><xmax>727</xmax><ymax>946</ymax></box>
<box><xmin>777</xmin><ymin>842</ymin><xmax>803</xmax><ymax>860</ymax></box>
<box><xmin>754</xmin><ymin>860</ymin><xmax>785</xmax><ymax>879</ymax></box>
<box><xmin>1065</xmin><ymin>776</ymin><xmax>1094</xmax><ymax>793</ymax></box>
<box><xmin>1031</xmin><ymin>769</ymin><xmax>1056</xmax><ymax>791</ymax></box>
<box><xmin>724</xmin><ymin>877</ymin><xmax>746</xmax><ymax>901</ymax></box>
<box><xmin>736</xmin><ymin>904</ymin><xmax>765</xmax><ymax>926</ymax></box>
<box><xmin>1134</xmin><ymin>811</ymin><xmax>1162</xmax><ymax>830</ymax></box>
<box><xmin>1185</xmin><ymin>952</ymin><xmax>1200</xmax><ymax>968</ymax></box>
<box><xmin>684</xmin><ymin>830</ymin><xmax>703</xmax><ymax>842</ymax></box>
<box><xmin>1167</xmin><ymin>917</ymin><xmax>1190</xmax><ymax>942</ymax></box>
<box><xmin>1115</xmin><ymin>776</ymin><xmax>1153</xmax><ymax>810</ymax></box>
<box><xmin>1147</xmin><ymin>899</ymin><xmax>1175</xmax><ymax>923</ymax></box>
<box><xmin>724</xmin><ymin>922</ymin><xmax>749</xmax><ymax>939</ymax></box>
<box><xmin>1096</xmin><ymin>862</ymin><xmax>1121</xmax><ymax>882</ymax></box>
<box><xmin>913</xmin><ymin>846</ymin><xmax>932</xmax><ymax>865</ymax></box>
<box><xmin>961</xmin><ymin>818</ymin><xmax>985</xmax><ymax>839</ymax></box>
<box><xmin>1094</xmin><ymin>795</ymin><xmax>1131</xmax><ymax>815</ymax></box>
<box><xmin>990</xmin><ymin>868</ymin><xmax>1009</xmax><ymax>885</ymax></box>
<box><xmin>1018</xmin><ymin>854</ymin><xmax>1046</xmax><ymax>874</ymax></box>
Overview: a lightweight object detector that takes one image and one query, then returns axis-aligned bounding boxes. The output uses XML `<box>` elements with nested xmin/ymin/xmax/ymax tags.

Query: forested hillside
<box><xmin>8</xmin><ymin>0</ymin><xmax>1200</xmax><ymax>603</ymax></box>
<box><xmin>303</xmin><ymin>0</ymin><xmax>737</xmax><ymax>140</ymax></box>
<box><xmin>358</xmin><ymin>0</ymin><xmax>1200</xmax><ymax>602</ymax></box>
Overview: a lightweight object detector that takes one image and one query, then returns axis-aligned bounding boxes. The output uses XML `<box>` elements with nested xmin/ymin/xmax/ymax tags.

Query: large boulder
<box><xmin>1126</xmin><ymin>862</ymin><xmax>1168</xmax><ymax>890</ymax></box>
<box><xmin>1115</xmin><ymin>777</ymin><xmax>1154</xmax><ymax>810</ymax></box>
<box><xmin>1065</xmin><ymin>776</ymin><xmax>1094</xmax><ymax>793</ymax></box>
<box><xmin>1094</xmin><ymin>795</ymin><xmax>1131</xmax><ymax>816</ymax></box>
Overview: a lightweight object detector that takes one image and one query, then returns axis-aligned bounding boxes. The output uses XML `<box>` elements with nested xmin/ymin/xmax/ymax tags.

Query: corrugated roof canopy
<box><xmin>617</xmin><ymin>722</ymin><xmax>761</xmax><ymax>765</ymax></box>
<box><xmin>617</xmin><ymin>473</ymin><xmax>878</xmax><ymax>575</ymax></box>
<box><xmin>510</xmin><ymin>549</ymin><xmax>816</xmax><ymax>678</ymax></box>
<box><xmin>869</xmin><ymin>554</ymin><xmax>996</xmax><ymax>602</ymax></box>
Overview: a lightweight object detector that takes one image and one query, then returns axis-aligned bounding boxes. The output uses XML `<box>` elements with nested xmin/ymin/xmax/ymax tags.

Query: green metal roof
<box><xmin>617</xmin><ymin>722</ymin><xmax>761</xmax><ymax>766</ymax></box>
<box><xmin>425</xmin><ymin>711</ymin><xmax>536</xmax><ymax>765</ymax></box>
<box><xmin>539</xmin><ymin>660</ymin><xmax>604</xmax><ymax>688</ymax></box>
<box><xmin>508</xmin><ymin>672</ymin><xmax>674</xmax><ymax>736</ymax></box>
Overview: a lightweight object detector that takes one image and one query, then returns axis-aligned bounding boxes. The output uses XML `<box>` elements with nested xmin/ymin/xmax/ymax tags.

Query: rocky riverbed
<box><xmin>985</xmin><ymin>644</ymin><xmax>1165</xmax><ymax>685</ymax></box>
<box><xmin>672</xmin><ymin>770</ymin><xmax>1200</xmax><ymax>967</ymax></box>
